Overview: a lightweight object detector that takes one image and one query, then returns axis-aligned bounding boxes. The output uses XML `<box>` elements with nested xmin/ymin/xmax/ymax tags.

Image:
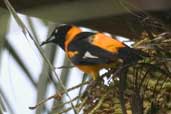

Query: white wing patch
<box><xmin>115</xmin><ymin>36</ymin><xmax>134</xmax><ymax>47</ymax></box>
<box><xmin>103</xmin><ymin>32</ymin><xmax>112</xmax><ymax>37</ymax></box>
<box><xmin>80</xmin><ymin>27</ymin><xmax>97</xmax><ymax>33</ymax></box>
<box><xmin>83</xmin><ymin>51</ymin><xmax>99</xmax><ymax>59</ymax></box>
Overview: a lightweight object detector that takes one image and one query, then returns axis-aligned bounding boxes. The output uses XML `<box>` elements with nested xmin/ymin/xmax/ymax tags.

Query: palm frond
<box><xmin>4</xmin><ymin>0</ymin><xmax>78</xmax><ymax>113</ymax></box>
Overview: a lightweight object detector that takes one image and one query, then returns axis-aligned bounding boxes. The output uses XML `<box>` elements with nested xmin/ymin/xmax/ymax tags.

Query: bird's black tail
<box><xmin>118</xmin><ymin>46</ymin><xmax>148</xmax><ymax>64</ymax></box>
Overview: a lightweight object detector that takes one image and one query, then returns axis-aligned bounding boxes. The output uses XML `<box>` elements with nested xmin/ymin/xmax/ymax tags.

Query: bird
<box><xmin>41</xmin><ymin>24</ymin><xmax>146</xmax><ymax>80</ymax></box>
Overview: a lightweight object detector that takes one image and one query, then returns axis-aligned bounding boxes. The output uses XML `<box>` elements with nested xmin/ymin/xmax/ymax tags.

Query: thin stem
<box><xmin>52</xmin><ymin>96</ymin><xmax>79</xmax><ymax>110</ymax></box>
<box><xmin>29</xmin><ymin>81</ymin><xmax>89</xmax><ymax>110</ymax></box>
<box><xmin>89</xmin><ymin>92</ymin><xmax>108</xmax><ymax>114</ymax></box>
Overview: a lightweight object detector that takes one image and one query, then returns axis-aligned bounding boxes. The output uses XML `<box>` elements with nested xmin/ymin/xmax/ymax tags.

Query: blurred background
<box><xmin>0</xmin><ymin>0</ymin><xmax>171</xmax><ymax>114</ymax></box>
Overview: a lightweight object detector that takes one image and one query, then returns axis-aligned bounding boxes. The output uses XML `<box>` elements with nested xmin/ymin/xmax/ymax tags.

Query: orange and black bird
<box><xmin>41</xmin><ymin>24</ymin><xmax>145</xmax><ymax>80</ymax></box>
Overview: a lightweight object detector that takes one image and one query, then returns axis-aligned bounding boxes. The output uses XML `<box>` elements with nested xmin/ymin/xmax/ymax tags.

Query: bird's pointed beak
<box><xmin>40</xmin><ymin>35</ymin><xmax>55</xmax><ymax>46</ymax></box>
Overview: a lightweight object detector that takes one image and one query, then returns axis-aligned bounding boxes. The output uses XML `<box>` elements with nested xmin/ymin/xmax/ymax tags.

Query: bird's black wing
<box><xmin>67</xmin><ymin>32</ymin><xmax>118</xmax><ymax>65</ymax></box>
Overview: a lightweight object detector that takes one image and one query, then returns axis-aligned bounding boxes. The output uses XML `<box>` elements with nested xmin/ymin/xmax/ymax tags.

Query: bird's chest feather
<box><xmin>64</xmin><ymin>26</ymin><xmax>82</xmax><ymax>53</ymax></box>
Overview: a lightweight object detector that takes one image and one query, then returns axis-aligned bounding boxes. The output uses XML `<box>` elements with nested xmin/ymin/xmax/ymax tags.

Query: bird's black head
<box><xmin>41</xmin><ymin>24</ymin><xmax>72</xmax><ymax>49</ymax></box>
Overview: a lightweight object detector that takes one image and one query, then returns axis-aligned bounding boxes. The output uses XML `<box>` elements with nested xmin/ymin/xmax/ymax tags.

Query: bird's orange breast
<box><xmin>64</xmin><ymin>26</ymin><xmax>82</xmax><ymax>53</ymax></box>
<box><xmin>75</xmin><ymin>64</ymin><xmax>106</xmax><ymax>80</ymax></box>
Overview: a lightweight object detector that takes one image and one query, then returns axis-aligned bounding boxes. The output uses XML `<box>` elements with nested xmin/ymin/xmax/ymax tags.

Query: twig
<box><xmin>52</xmin><ymin>96</ymin><xmax>79</xmax><ymax>110</ymax></box>
<box><xmin>55</xmin><ymin>66</ymin><xmax>74</xmax><ymax>69</ymax></box>
<box><xmin>29</xmin><ymin>81</ymin><xmax>89</xmax><ymax>110</ymax></box>
<box><xmin>76</xmin><ymin>73</ymin><xmax>87</xmax><ymax>105</ymax></box>
<box><xmin>89</xmin><ymin>92</ymin><xmax>108</xmax><ymax>114</ymax></box>
<box><xmin>139</xmin><ymin>67</ymin><xmax>151</xmax><ymax>88</ymax></box>
<box><xmin>77</xmin><ymin>97</ymin><xmax>88</xmax><ymax>113</ymax></box>
<box><xmin>118</xmin><ymin>68</ymin><xmax>128</xmax><ymax>114</ymax></box>
<box><xmin>66</xmin><ymin>81</ymin><xmax>90</xmax><ymax>92</ymax></box>
<box><xmin>56</xmin><ymin>97</ymin><xmax>88</xmax><ymax>114</ymax></box>
<box><xmin>107</xmin><ymin>63</ymin><xmax>133</xmax><ymax>83</ymax></box>
<box><xmin>57</xmin><ymin>104</ymin><xmax>80</xmax><ymax>114</ymax></box>
<box><xmin>133</xmin><ymin>38</ymin><xmax>149</xmax><ymax>48</ymax></box>
<box><xmin>29</xmin><ymin>92</ymin><xmax>62</xmax><ymax>110</ymax></box>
